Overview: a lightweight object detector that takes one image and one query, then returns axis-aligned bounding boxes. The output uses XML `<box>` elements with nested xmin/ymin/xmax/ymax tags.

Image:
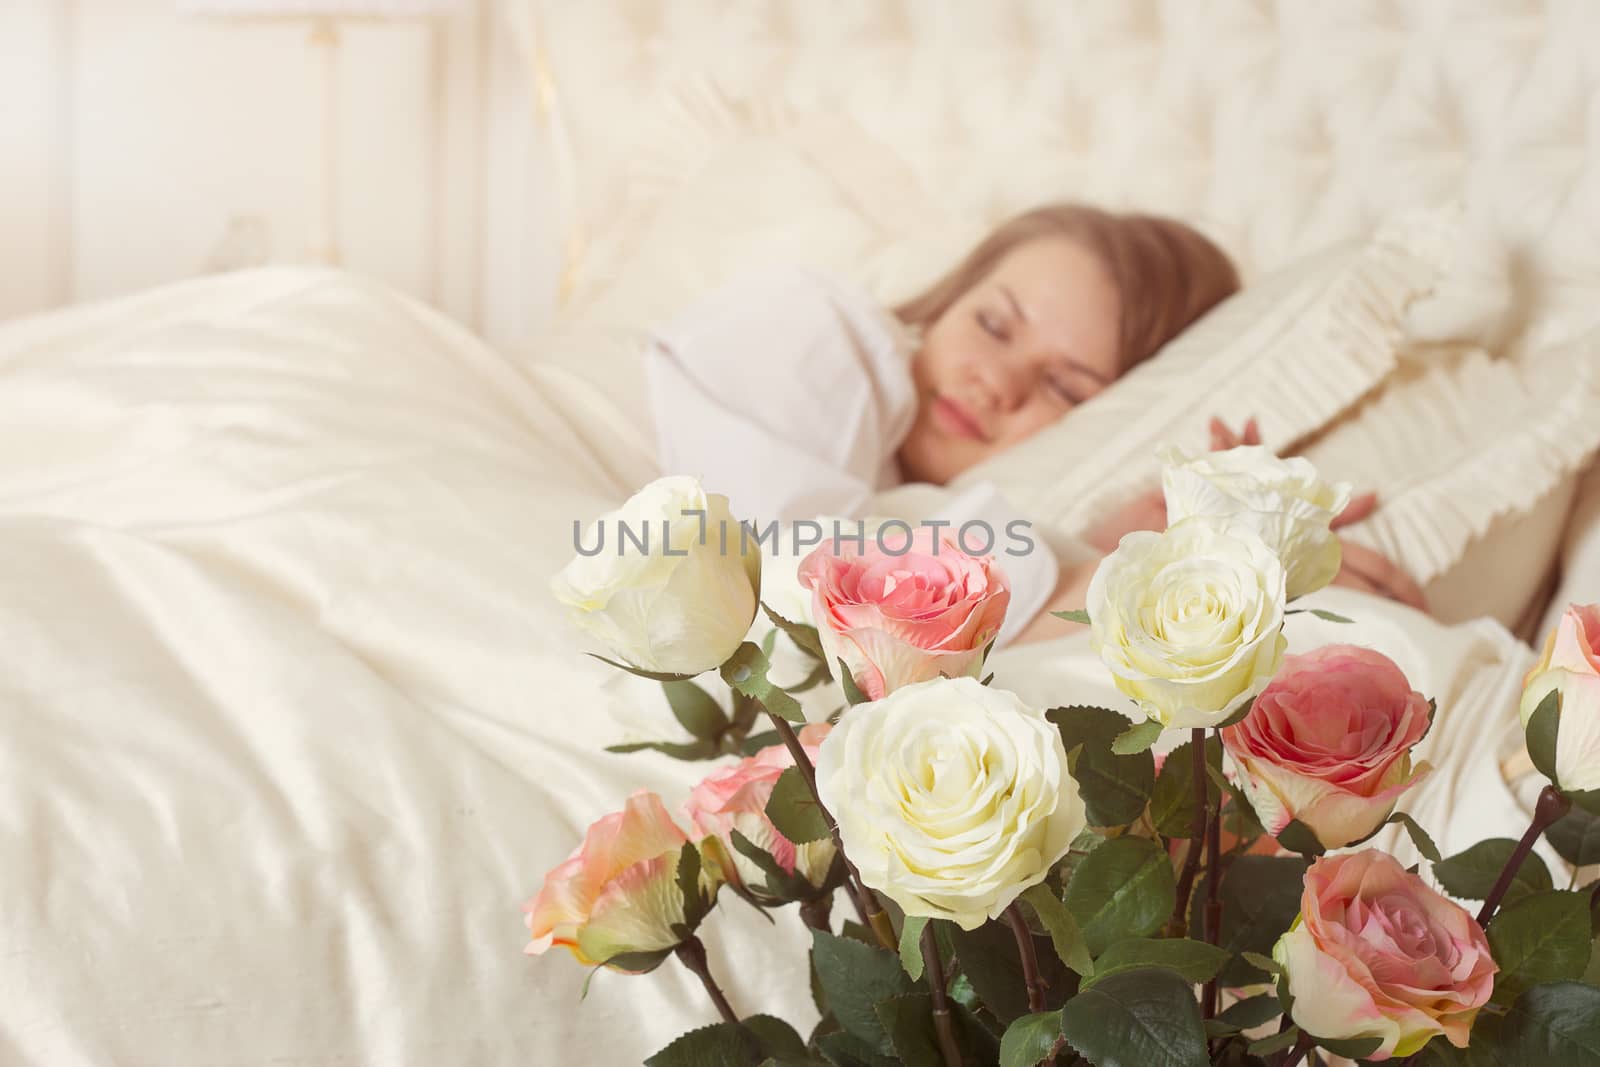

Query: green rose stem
<box><xmin>673</xmin><ymin>935</ymin><xmax>738</xmax><ymax>1025</ymax></box>
<box><xmin>1476</xmin><ymin>784</ymin><xmax>1572</xmax><ymax>928</ymax></box>
<box><xmin>765</xmin><ymin>713</ymin><xmax>896</xmax><ymax>950</ymax></box>
<box><xmin>1201</xmin><ymin>728</ymin><xmax>1224</xmax><ymax>1020</ymax></box>
<box><xmin>1169</xmin><ymin>729</ymin><xmax>1210</xmax><ymax>936</ymax></box>
<box><xmin>920</xmin><ymin>920</ymin><xmax>965</xmax><ymax>1067</ymax></box>
<box><xmin>1004</xmin><ymin>903</ymin><xmax>1047</xmax><ymax>1013</ymax></box>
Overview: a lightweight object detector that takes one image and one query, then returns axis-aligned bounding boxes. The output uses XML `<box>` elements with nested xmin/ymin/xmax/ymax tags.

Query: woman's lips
<box><xmin>931</xmin><ymin>394</ymin><xmax>988</xmax><ymax>442</ymax></box>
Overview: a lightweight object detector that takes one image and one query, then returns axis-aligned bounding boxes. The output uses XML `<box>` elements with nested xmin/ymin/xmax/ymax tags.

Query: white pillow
<box><xmin>1304</xmin><ymin>331</ymin><xmax>1600</xmax><ymax>633</ymax></box>
<box><xmin>949</xmin><ymin>206</ymin><xmax>1465</xmax><ymax>537</ymax></box>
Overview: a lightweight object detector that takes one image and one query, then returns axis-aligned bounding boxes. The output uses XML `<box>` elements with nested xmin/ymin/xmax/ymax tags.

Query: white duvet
<box><xmin>0</xmin><ymin>269</ymin><xmax>1552</xmax><ymax>1066</ymax></box>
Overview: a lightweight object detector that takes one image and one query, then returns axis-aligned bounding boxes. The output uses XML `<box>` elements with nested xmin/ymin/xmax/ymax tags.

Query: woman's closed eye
<box><xmin>976</xmin><ymin>309</ymin><xmax>1008</xmax><ymax>342</ymax></box>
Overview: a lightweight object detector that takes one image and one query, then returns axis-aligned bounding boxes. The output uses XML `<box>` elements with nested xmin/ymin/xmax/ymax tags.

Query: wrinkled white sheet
<box><xmin>0</xmin><ymin>269</ymin><xmax>1549</xmax><ymax>1066</ymax></box>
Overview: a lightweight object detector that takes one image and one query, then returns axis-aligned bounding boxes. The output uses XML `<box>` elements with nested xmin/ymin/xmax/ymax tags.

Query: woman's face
<box><xmin>898</xmin><ymin>236</ymin><xmax>1123</xmax><ymax>485</ymax></box>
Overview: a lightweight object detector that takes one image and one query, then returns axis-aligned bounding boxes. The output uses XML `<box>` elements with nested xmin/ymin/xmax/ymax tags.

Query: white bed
<box><xmin>5</xmin><ymin>2</ymin><xmax>1600</xmax><ymax>1065</ymax></box>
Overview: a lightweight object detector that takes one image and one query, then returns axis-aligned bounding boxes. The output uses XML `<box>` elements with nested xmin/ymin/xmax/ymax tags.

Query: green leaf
<box><xmin>830</xmin><ymin>658</ymin><xmax>870</xmax><ymax>707</ymax></box>
<box><xmin>1527</xmin><ymin>688</ymin><xmax>1562</xmax><ymax>786</ymax></box>
<box><xmin>742</xmin><ymin>1016</ymin><xmax>810</xmax><ymax>1061</ymax></box>
<box><xmin>1308</xmin><ymin>609</ymin><xmax>1353</xmax><ymax>623</ymax></box>
<box><xmin>728</xmin><ymin>829</ymin><xmax>813</xmax><ymax>902</ymax></box>
<box><xmin>1211</xmin><ymin>856</ymin><xmax>1308</xmax><ymax>987</ymax></box>
<box><xmin>1052</xmin><ymin>609</ymin><xmax>1091</xmax><ymax>624</ymax></box>
<box><xmin>1065</xmin><ymin>836</ymin><xmax>1177</xmax><ymax>956</ymax></box>
<box><xmin>586</xmin><ymin>652</ymin><xmax>699</xmax><ymax>682</ymax></box>
<box><xmin>876</xmin><ymin>994</ymin><xmax>1001</xmax><ymax>1066</ymax></box>
<box><xmin>1213</xmin><ymin>993</ymin><xmax>1281</xmax><ymax>1033</ymax></box>
<box><xmin>1411</xmin><ymin>1014</ymin><xmax>1506</xmax><ymax>1066</ymax></box>
<box><xmin>1113</xmin><ymin>719</ymin><xmax>1165</xmax><ymax>755</ymax></box>
<box><xmin>1245</xmin><ymin>1028</ymin><xmax>1298</xmax><ymax>1056</ymax></box>
<box><xmin>721</xmin><ymin>642</ymin><xmax>805</xmax><ymax>723</ymax></box>
<box><xmin>1022</xmin><ymin>882</ymin><xmax>1094</xmax><ymax>976</ymax></box>
<box><xmin>1149</xmin><ymin>736</ymin><xmax>1223</xmax><ymax>838</ymax></box>
<box><xmin>1085</xmin><ymin>937</ymin><xmax>1230</xmax><ymax>989</ymax></box>
<box><xmin>813</xmin><ymin>1030</ymin><xmax>898</xmax><ymax>1067</ymax></box>
<box><xmin>811</xmin><ymin>931</ymin><xmax>915</xmax><ymax>1052</ymax></box>
<box><xmin>1435</xmin><ymin>839</ymin><xmax>1553</xmax><ymax>903</ymax></box>
<box><xmin>1000</xmin><ymin>1011</ymin><xmax>1063</xmax><ymax>1067</ymax></box>
<box><xmin>662</xmin><ymin>679</ymin><xmax>729</xmax><ymax>742</ymax></box>
<box><xmin>645</xmin><ymin>1021</ymin><xmax>764</xmax><ymax>1066</ymax></box>
<box><xmin>1488</xmin><ymin>890</ymin><xmax>1593</xmax><ymax>1000</ymax></box>
<box><xmin>1214</xmin><ymin>696</ymin><xmax>1257</xmax><ymax>729</ymax></box>
<box><xmin>873</xmin><ymin>995</ymin><xmax>946</xmax><ymax>1067</ymax></box>
<box><xmin>761</xmin><ymin>602</ymin><xmax>826</xmax><ymax>661</ymax></box>
<box><xmin>949</xmin><ymin>918</ymin><xmax>1073</xmax><ymax>1025</ymax></box>
<box><xmin>764</xmin><ymin>767</ymin><xmax>830</xmax><ymax>846</ymax></box>
<box><xmin>1499</xmin><ymin>982</ymin><xmax>1600</xmax><ymax>1066</ymax></box>
<box><xmin>1238</xmin><ymin>951</ymin><xmax>1282</xmax><ymax>977</ymax></box>
<box><xmin>1059</xmin><ymin>966</ymin><xmax>1210</xmax><ymax>1067</ymax></box>
<box><xmin>605</xmin><ymin>738</ymin><xmax>722</xmax><ymax>760</ymax></box>
<box><xmin>601</xmin><ymin>947</ymin><xmax>674</xmax><ymax>973</ymax></box>
<box><xmin>1273</xmin><ymin>819</ymin><xmax>1326</xmax><ymax>857</ymax></box>
<box><xmin>739</xmin><ymin>731</ymin><xmax>782</xmax><ymax>756</ymax></box>
<box><xmin>1048</xmin><ymin>705</ymin><xmax>1157</xmax><ymax>828</ymax></box>
<box><xmin>898</xmin><ymin>915</ymin><xmax>930</xmax><ymax>982</ymax></box>
<box><xmin>1317</xmin><ymin>1035</ymin><xmax>1384</xmax><ymax>1059</ymax></box>
<box><xmin>677</xmin><ymin>842</ymin><xmax>712</xmax><ymax>929</ymax></box>
<box><xmin>1548</xmin><ymin>806</ymin><xmax>1600</xmax><ymax>867</ymax></box>
<box><xmin>1388</xmin><ymin>811</ymin><xmax>1444</xmax><ymax>863</ymax></box>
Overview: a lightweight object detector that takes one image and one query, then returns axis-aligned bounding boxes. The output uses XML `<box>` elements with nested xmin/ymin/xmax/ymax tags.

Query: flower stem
<box><xmin>766</xmin><ymin>712</ymin><xmax>895</xmax><ymax>950</ymax></box>
<box><xmin>1005</xmin><ymin>903</ymin><xmax>1047</xmax><ymax>1013</ymax></box>
<box><xmin>1169</xmin><ymin>728</ymin><xmax>1209</xmax><ymax>936</ymax></box>
<box><xmin>799</xmin><ymin>895</ymin><xmax>833</xmax><ymax>933</ymax></box>
<box><xmin>1202</xmin><ymin>729</ymin><xmax>1224</xmax><ymax>1020</ymax></box>
<box><xmin>1278</xmin><ymin>1032</ymin><xmax>1313</xmax><ymax>1067</ymax></box>
<box><xmin>674</xmin><ymin>935</ymin><xmax>737</xmax><ymax>1025</ymax></box>
<box><xmin>921</xmin><ymin>921</ymin><xmax>964</xmax><ymax>1067</ymax></box>
<box><xmin>1476</xmin><ymin>784</ymin><xmax>1572</xmax><ymax>928</ymax></box>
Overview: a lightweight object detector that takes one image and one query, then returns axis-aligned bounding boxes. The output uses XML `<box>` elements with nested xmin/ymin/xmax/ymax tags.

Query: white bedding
<box><xmin>0</xmin><ymin>269</ymin><xmax>1557</xmax><ymax>1066</ymax></box>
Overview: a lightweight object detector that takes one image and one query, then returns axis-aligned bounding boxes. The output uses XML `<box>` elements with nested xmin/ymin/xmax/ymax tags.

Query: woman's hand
<box><xmin>1085</xmin><ymin>489</ymin><xmax>1168</xmax><ymax>554</ymax></box>
<box><xmin>1331</xmin><ymin>539</ymin><xmax>1428</xmax><ymax>611</ymax></box>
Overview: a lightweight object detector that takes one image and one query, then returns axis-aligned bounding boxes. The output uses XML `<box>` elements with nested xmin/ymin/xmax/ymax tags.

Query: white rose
<box><xmin>1087</xmin><ymin>517</ymin><xmax>1288</xmax><ymax>729</ymax></box>
<box><xmin>1161</xmin><ymin>445</ymin><xmax>1352</xmax><ymax>599</ymax></box>
<box><xmin>814</xmin><ymin>677</ymin><xmax>1083</xmax><ymax>930</ymax></box>
<box><xmin>552</xmin><ymin>476</ymin><xmax>760</xmax><ymax>676</ymax></box>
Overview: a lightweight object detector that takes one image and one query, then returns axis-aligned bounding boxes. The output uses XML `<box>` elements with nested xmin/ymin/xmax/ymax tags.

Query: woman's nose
<box><xmin>970</xmin><ymin>356</ymin><xmax>1029</xmax><ymax>414</ymax></box>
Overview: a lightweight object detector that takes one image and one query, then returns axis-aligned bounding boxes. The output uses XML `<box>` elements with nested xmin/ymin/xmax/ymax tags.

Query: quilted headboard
<box><xmin>511</xmin><ymin>0</ymin><xmax>1600</xmax><ymax>351</ymax></box>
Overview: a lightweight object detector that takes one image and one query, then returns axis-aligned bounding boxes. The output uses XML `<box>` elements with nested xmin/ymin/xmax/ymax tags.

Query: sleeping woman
<box><xmin>644</xmin><ymin>203</ymin><xmax>1426</xmax><ymax>648</ymax></box>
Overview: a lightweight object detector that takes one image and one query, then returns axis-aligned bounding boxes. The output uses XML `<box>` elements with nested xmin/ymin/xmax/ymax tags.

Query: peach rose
<box><xmin>1274</xmin><ymin>851</ymin><xmax>1496</xmax><ymax>1060</ymax></box>
<box><xmin>1221</xmin><ymin>645</ymin><xmax>1432</xmax><ymax>850</ymax></box>
<box><xmin>1520</xmin><ymin>602</ymin><xmax>1600</xmax><ymax>792</ymax></box>
<box><xmin>682</xmin><ymin>724</ymin><xmax>836</xmax><ymax>899</ymax></box>
<box><xmin>523</xmin><ymin>791</ymin><xmax>719</xmax><ymax>972</ymax></box>
<box><xmin>797</xmin><ymin>525</ymin><xmax>1009</xmax><ymax>700</ymax></box>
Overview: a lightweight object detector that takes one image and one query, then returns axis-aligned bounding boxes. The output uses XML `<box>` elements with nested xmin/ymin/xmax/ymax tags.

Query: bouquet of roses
<box><xmin>524</xmin><ymin>449</ymin><xmax>1600</xmax><ymax>1066</ymax></box>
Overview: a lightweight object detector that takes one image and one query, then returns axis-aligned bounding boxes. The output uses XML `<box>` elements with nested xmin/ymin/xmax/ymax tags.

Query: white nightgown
<box><xmin>643</xmin><ymin>265</ymin><xmax>1074</xmax><ymax>647</ymax></box>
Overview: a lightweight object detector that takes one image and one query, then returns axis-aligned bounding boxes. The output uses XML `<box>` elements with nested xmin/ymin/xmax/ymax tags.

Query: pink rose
<box><xmin>1221</xmin><ymin>645</ymin><xmax>1432</xmax><ymax>850</ymax></box>
<box><xmin>1274</xmin><ymin>851</ymin><xmax>1496</xmax><ymax>1060</ymax></box>
<box><xmin>682</xmin><ymin>724</ymin><xmax>836</xmax><ymax>899</ymax></box>
<box><xmin>523</xmin><ymin>791</ymin><xmax>719</xmax><ymax>972</ymax></box>
<box><xmin>797</xmin><ymin>526</ymin><xmax>1010</xmax><ymax>700</ymax></box>
<box><xmin>1520</xmin><ymin>602</ymin><xmax>1600</xmax><ymax>791</ymax></box>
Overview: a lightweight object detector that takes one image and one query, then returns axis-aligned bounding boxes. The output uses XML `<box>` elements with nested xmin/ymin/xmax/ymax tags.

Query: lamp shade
<box><xmin>179</xmin><ymin>0</ymin><xmax>460</xmax><ymax>15</ymax></box>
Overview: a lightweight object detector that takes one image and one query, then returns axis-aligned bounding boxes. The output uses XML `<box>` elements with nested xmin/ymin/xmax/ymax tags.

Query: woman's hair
<box><xmin>893</xmin><ymin>203</ymin><xmax>1241</xmax><ymax>373</ymax></box>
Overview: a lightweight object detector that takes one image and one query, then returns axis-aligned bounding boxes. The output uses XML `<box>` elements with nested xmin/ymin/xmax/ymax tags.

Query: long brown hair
<box><xmin>894</xmin><ymin>204</ymin><xmax>1240</xmax><ymax>373</ymax></box>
